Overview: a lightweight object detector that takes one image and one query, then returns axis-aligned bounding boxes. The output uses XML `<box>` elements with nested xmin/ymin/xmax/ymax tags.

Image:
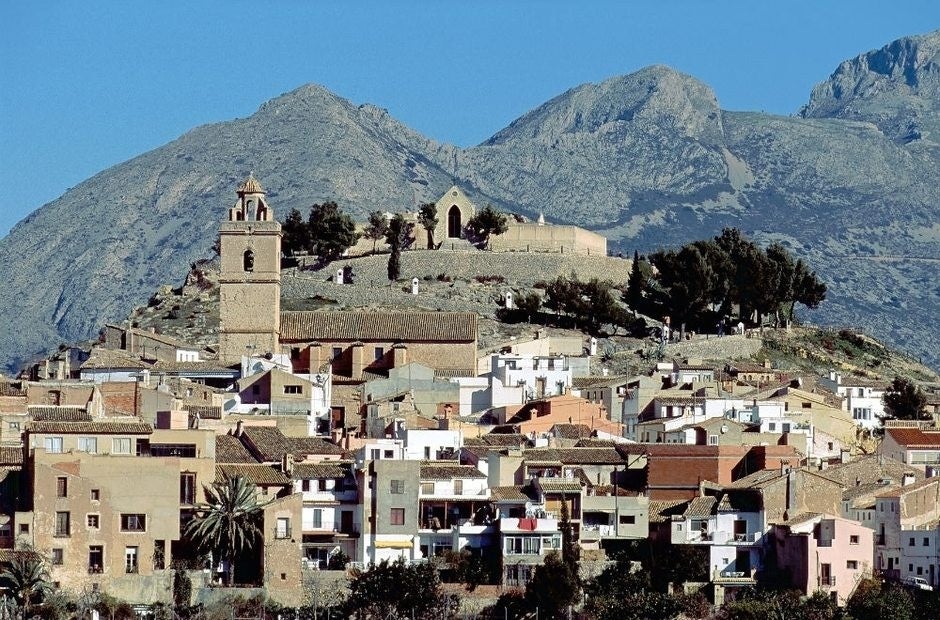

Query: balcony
<box><xmin>580</xmin><ymin>524</ymin><xmax>616</xmax><ymax>541</ymax></box>
<box><xmin>819</xmin><ymin>575</ymin><xmax>836</xmax><ymax>588</ymax></box>
<box><xmin>88</xmin><ymin>565</ymin><xmax>103</xmax><ymax>574</ymax></box>
<box><xmin>125</xmin><ymin>564</ymin><xmax>139</xmax><ymax>574</ymax></box>
<box><xmin>500</xmin><ymin>517</ymin><xmax>559</xmax><ymax>534</ymax></box>
<box><xmin>713</xmin><ymin>569</ymin><xmax>756</xmax><ymax>584</ymax></box>
<box><xmin>273</xmin><ymin>525</ymin><xmax>293</xmax><ymax>540</ymax></box>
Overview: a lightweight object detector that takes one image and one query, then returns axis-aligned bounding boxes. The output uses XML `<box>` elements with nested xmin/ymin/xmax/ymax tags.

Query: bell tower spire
<box><xmin>218</xmin><ymin>174</ymin><xmax>282</xmax><ymax>362</ymax></box>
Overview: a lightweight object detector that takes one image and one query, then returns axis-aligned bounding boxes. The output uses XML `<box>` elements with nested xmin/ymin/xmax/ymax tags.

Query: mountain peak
<box><xmin>483</xmin><ymin>65</ymin><xmax>722</xmax><ymax>146</ymax></box>
<box><xmin>800</xmin><ymin>30</ymin><xmax>940</xmax><ymax>141</ymax></box>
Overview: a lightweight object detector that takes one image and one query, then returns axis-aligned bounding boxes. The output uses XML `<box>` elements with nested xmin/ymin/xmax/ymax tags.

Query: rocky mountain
<box><xmin>2</xmin><ymin>31</ymin><xmax>939</xmax><ymax>372</ymax></box>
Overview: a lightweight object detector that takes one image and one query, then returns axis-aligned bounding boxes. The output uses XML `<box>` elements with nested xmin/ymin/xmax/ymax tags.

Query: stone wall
<box><xmin>490</xmin><ymin>222</ymin><xmax>607</xmax><ymax>255</ymax></box>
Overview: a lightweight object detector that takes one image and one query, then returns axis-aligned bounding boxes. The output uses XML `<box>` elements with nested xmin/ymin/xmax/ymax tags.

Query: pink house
<box><xmin>771</xmin><ymin>514</ymin><xmax>873</xmax><ymax>605</ymax></box>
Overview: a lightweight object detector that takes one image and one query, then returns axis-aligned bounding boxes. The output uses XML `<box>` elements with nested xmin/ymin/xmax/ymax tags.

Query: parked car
<box><xmin>903</xmin><ymin>576</ymin><xmax>933</xmax><ymax>591</ymax></box>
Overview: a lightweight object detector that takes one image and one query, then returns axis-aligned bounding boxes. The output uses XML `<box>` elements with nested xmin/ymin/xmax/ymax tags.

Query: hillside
<box><xmin>2</xmin><ymin>31</ymin><xmax>939</xmax><ymax>372</ymax></box>
<box><xmin>127</xmin><ymin>251</ymin><xmax>938</xmax><ymax>387</ymax></box>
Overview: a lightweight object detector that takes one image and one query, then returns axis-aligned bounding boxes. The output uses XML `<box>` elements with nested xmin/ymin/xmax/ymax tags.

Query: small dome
<box><xmin>237</xmin><ymin>173</ymin><xmax>264</xmax><ymax>195</ymax></box>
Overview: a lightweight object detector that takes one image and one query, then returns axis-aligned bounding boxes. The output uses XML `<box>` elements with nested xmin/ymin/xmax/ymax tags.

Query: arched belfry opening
<box><xmin>256</xmin><ymin>204</ymin><xmax>267</xmax><ymax>221</ymax></box>
<box><xmin>447</xmin><ymin>205</ymin><xmax>462</xmax><ymax>238</ymax></box>
<box><xmin>243</xmin><ymin>249</ymin><xmax>255</xmax><ymax>272</ymax></box>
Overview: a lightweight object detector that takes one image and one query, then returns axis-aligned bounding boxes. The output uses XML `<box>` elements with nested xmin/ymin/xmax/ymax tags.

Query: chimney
<box><xmin>840</xmin><ymin>449</ymin><xmax>851</xmax><ymax>464</ymax></box>
<box><xmin>351</xmin><ymin>342</ymin><xmax>364</xmax><ymax>380</ymax></box>
<box><xmin>902</xmin><ymin>472</ymin><xmax>916</xmax><ymax>487</ymax></box>
<box><xmin>282</xmin><ymin>453</ymin><xmax>294</xmax><ymax>476</ymax></box>
<box><xmin>392</xmin><ymin>344</ymin><xmax>408</xmax><ymax>368</ymax></box>
<box><xmin>235</xmin><ymin>419</ymin><xmax>244</xmax><ymax>437</ymax></box>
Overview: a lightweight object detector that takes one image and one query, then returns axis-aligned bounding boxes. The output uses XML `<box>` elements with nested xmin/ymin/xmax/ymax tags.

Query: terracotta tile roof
<box><xmin>279</xmin><ymin>311</ymin><xmax>478</xmax><ymax>342</ymax></box>
<box><xmin>0</xmin><ymin>446</ymin><xmax>23</xmax><ymax>465</ymax></box>
<box><xmin>28</xmin><ymin>406</ymin><xmax>92</xmax><ymax>422</ymax></box>
<box><xmin>0</xmin><ymin>382</ymin><xmax>25</xmax><ymax>397</ymax></box>
<box><xmin>490</xmin><ymin>485</ymin><xmax>539</xmax><ymax>502</ymax></box>
<box><xmin>122</xmin><ymin>326</ymin><xmax>199</xmax><ymax>351</ymax></box>
<box><xmin>648</xmin><ymin>500</ymin><xmax>688</xmax><ymax>523</ymax></box>
<box><xmin>551</xmin><ymin>424</ymin><xmax>594</xmax><ymax>440</ymax></box>
<box><xmin>183</xmin><ymin>405</ymin><xmax>222</xmax><ymax>420</ymax></box>
<box><xmin>656</xmin><ymin>396</ymin><xmax>701</xmax><ymax>406</ymax></box>
<box><xmin>215</xmin><ymin>434</ymin><xmax>259</xmax><ymax>464</ymax></box>
<box><xmin>80</xmin><ymin>348</ymin><xmax>151</xmax><ymax>370</ymax></box>
<box><xmin>823</xmin><ymin>454</ymin><xmax>923</xmax><ymax>488</ymax></box>
<box><xmin>875</xmin><ymin>476</ymin><xmax>940</xmax><ymax>499</ymax></box>
<box><xmin>291</xmin><ymin>462</ymin><xmax>351</xmax><ymax>480</ymax></box>
<box><xmin>26</xmin><ymin>420</ymin><xmax>152</xmax><ymax>435</ymax></box>
<box><xmin>149</xmin><ymin>361</ymin><xmax>238</xmax><ymax>373</ymax></box>
<box><xmin>215</xmin><ymin>464</ymin><xmax>290</xmax><ymax>486</ymax></box>
<box><xmin>683</xmin><ymin>496</ymin><xmax>717</xmax><ymax>517</ymax></box>
<box><xmin>464</xmin><ymin>434</ymin><xmax>530</xmax><ymax>447</ymax></box>
<box><xmin>420</xmin><ymin>462</ymin><xmax>486</xmax><ymax>480</ymax></box>
<box><xmin>524</xmin><ymin>447</ymin><xmax>626</xmax><ymax>465</ymax></box>
<box><xmin>571</xmin><ymin>376</ymin><xmax>626</xmax><ymax>389</ymax></box>
<box><xmin>434</xmin><ymin>369</ymin><xmax>477</xmax><ymax>378</ymax></box>
<box><xmin>885</xmin><ymin>427</ymin><xmax>940</xmax><ymax>448</ymax></box>
<box><xmin>575</xmin><ymin>439</ymin><xmax>621</xmax><ymax>448</ymax></box>
<box><xmin>674</xmin><ymin>361</ymin><xmax>715</xmax><ymax>371</ymax></box>
<box><xmin>535</xmin><ymin>478</ymin><xmax>583</xmax><ymax>492</ymax></box>
<box><xmin>727</xmin><ymin>469</ymin><xmax>785</xmax><ymax>489</ymax></box>
<box><xmin>289</xmin><ymin>436</ymin><xmax>345</xmax><ymax>456</ymax></box>
<box><xmin>239</xmin><ymin>426</ymin><xmax>295</xmax><ymax>462</ymax></box>
<box><xmin>843</xmin><ymin>481</ymin><xmax>893</xmax><ymax>502</ymax></box>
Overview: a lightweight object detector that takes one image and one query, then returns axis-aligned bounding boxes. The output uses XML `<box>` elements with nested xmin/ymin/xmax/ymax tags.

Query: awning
<box><xmin>374</xmin><ymin>539</ymin><xmax>414</xmax><ymax>549</ymax></box>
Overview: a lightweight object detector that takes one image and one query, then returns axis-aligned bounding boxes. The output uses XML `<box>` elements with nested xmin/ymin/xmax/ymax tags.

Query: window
<box><xmin>370</xmin><ymin>449</ymin><xmax>380</xmax><ymax>460</ymax></box>
<box><xmin>384</xmin><ymin>450</ymin><xmax>394</xmax><ymax>458</ymax></box>
<box><xmin>112</xmin><ymin>438</ymin><xmax>132</xmax><ymax>454</ymax></box>
<box><xmin>180</xmin><ymin>473</ymin><xmax>196</xmax><ymax>505</ymax></box>
<box><xmin>78</xmin><ymin>437</ymin><xmax>97</xmax><ymax>453</ymax></box>
<box><xmin>90</xmin><ymin>489</ymin><xmax>100</xmax><ymax>501</ymax></box>
<box><xmin>301</xmin><ymin>480</ymin><xmax>311</xmax><ymax>492</ymax></box>
<box><xmin>390</xmin><ymin>480</ymin><xmax>404</xmax><ymax>494</ymax></box>
<box><xmin>120</xmin><ymin>514</ymin><xmax>146</xmax><ymax>532</ymax></box>
<box><xmin>88</xmin><ymin>546</ymin><xmax>103</xmax><ymax>573</ymax></box>
<box><xmin>374</xmin><ymin>347</ymin><xmax>384</xmax><ymax>361</ymax></box>
<box><xmin>44</xmin><ymin>437</ymin><xmax>63</xmax><ymax>454</ymax></box>
<box><xmin>853</xmin><ymin>408</ymin><xmax>872</xmax><ymax>420</ymax></box>
<box><xmin>453</xmin><ymin>479</ymin><xmax>463</xmax><ymax>495</ymax></box>
<box><xmin>421</xmin><ymin>482</ymin><xmax>435</xmax><ymax>495</ymax></box>
<box><xmin>8</xmin><ymin>422</ymin><xmax>19</xmax><ymax>431</ymax></box>
<box><xmin>284</xmin><ymin>385</ymin><xmax>303</xmax><ymax>395</ymax></box>
<box><xmin>847</xmin><ymin>560</ymin><xmax>858</xmax><ymax>570</ymax></box>
<box><xmin>275</xmin><ymin>517</ymin><xmax>291</xmax><ymax>539</ymax></box>
<box><xmin>125</xmin><ymin>547</ymin><xmax>138</xmax><ymax>574</ymax></box>
<box><xmin>56</xmin><ymin>477</ymin><xmax>68</xmax><ymax>498</ymax></box>
<box><xmin>18</xmin><ymin>524</ymin><xmax>28</xmax><ymax>534</ymax></box>
<box><xmin>390</xmin><ymin>508</ymin><xmax>405</xmax><ymax>526</ymax></box>
<box><xmin>54</xmin><ymin>512</ymin><xmax>70</xmax><ymax>537</ymax></box>
<box><xmin>768</xmin><ymin>423</ymin><xmax>776</xmax><ymax>431</ymax></box>
<box><xmin>925</xmin><ymin>537</ymin><xmax>932</xmax><ymax>546</ymax></box>
<box><xmin>505</xmin><ymin>536</ymin><xmax>541</xmax><ymax>555</ymax></box>
<box><xmin>154</xmin><ymin>540</ymin><xmax>165</xmax><ymax>570</ymax></box>
<box><xmin>850</xmin><ymin>535</ymin><xmax>859</xmax><ymax>545</ymax></box>
<box><xmin>802</xmin><ymin>402</ymin><xmax>812</xmax><ymax>409</ymax></box>
<box><xmin>242</xmin><ymin>249</ymin><xmax>254</xmax><ymax>272</ymax></box>
<box><xmin>332</xmin><ymin>347</ymin><xmax>342</xmax><ymax>361</ymax></box>
<box><xmin>782</xmin><ymin>423</ymin><xmax>791</xmax><ymax>433</ymax></box>
<box><xmin>52</xmin><ymin>549</ymin><xmax>63</xmax><ymax>565</ymax></box>
<box><xmin>909</xmin><ymin>537</ymin><xmax>916</xmax><ymax>547</ymax></box>
<box><xmin>619</xmin><ymin>515</ymin><xmax>636</xmax><ymax>525</ymax></box>
<box><xmin>312</xmin><ymin>509</ymin><xmax>323</xmax><ymax>529</ymax></box>
<box><xmin>708</xmin><ymin>435</ymin><xmax>718</xmax><ymax>445</ymax></box>
<box><xmin>318</xmin><ymin>479</ymin><xmax>327</xmax><ymax>491</ymax></box>
<box><xmin>87</xmin><ymin>514</ymin><xmax>99</xmax><ymax>529</ymax></box>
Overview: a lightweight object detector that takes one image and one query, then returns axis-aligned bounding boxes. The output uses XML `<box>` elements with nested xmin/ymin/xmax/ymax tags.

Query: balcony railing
<box><xmin>819</xmin><ymin>575</ymin><xmax>836</xmax><ymax>587</ymax></box>
<box><xmin>125</xmin><ymin>564</ymin><xmax>139</xmax><ymax>574</ymax></box>
<box><xmin>88</xmin><ymin>565</ymin><xmax>103</xmax><ymax>574</ymax></box>
<box><xmin>274</xmin><ymin>526</ymin><xmax>292</xmax><ymax>539</ymax></box>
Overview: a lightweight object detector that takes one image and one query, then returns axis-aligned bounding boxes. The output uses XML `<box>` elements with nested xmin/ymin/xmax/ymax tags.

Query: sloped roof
<box><xmin>420</xmin><ymin>462</ymin><xmax>486</xmax><ymax>480</ymax></box>
<box><xmin>280</xmin><ymin>311</ymin><xmax>477</xmax><ymax>342</ymax></box>
<box><xmin>28</xmin><ymin>406</ymin><xmax>92</xmax><ymax>422</ymax></box>
<box><xmin>80</xmin><ymin>348</ymin><xmax>150</xmax><ymax>370</ymax></box>
<box><xmin>216</xmin><ymin>464</ymin><xmax>290</xmax><ymax>485</ymax></box>
<box><xmin>523</xmin><ymin>447</ymin><xmax>625</xmax><ymax>465</ymax></box>
<box><xmin>490</xmin><ymin>485</ymin><xmax>539</xmax><ymax>502</ymax></box>
<box><xmin>683</xmin><ymin>496</ymin><xmax>718</xmax><ymax>517</ymax></box>
<box><xmin>26</xmin><ymin>420</ymin><xmax>152</xmax><ymax>435</ymax></box>
<box><xmin>551</xmin><ymin>424</ymin><xmax>593</xmax><ymax>440</ymax></box>
<box><xmin>535</xmin><ymin>478</ymin><xmax>583</xmax><ymax>492</ymax></box>
<box><xmin>215</xmin><ymin>434</ymin><xmax>259</xmax><ymax>464</ymax></box>
<box><xmin>648</xmin><ymin>500</ymin><xmax>688</xmax><ymax>523</ymax></box>
<box><xmin>289</xmin><ymin>436</ymin><xmax>345</xmax><ymax>456</ymax></box>
<box><xmin>885</xmin><ymin>427</ymin><xmax>940</xmax><ymax>448</ymax></box>
<box><xmin>291</xmin><ymin>462</ymin><xmax>351</xmax><ymax>480</ymax></box>
<box><xmin>239</xmin><ymin>426</ymin><xmax>295</xmax><ymax>462</ymax></box>
<box><xmin>824</xmin><ymin>454</ymin><xmax>923</xmax><ymax>488</ymax></box>
<box><xmin>0</xmin><ymin>446</ymin><xmax>23</xmax><ymax>465</ymax></box>
<box><xmin>0</xmin><ymin>382</ymin><xmax>25</xmax><ymax>397</ymax></box>
<box><xmin>464</xmin><ymin>434</ymin><xmax>530</xmax><ymax>447</ymax></box>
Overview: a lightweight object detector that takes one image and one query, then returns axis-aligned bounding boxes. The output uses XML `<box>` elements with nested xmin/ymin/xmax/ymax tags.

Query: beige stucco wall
<box><xmin>490</xmin><ymin>222</ymin><xmax>607</xmax><ymax>255</ymax></box>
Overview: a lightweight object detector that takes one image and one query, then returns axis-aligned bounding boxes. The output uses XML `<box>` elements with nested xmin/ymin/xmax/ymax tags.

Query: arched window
<box><xmin>243</xmin><ymin>249</ymin><xmax>255</xmax><ymax>272</ymax></box>
<box><xmin>235</xmin><ymin>211</ymin><xmax>244</xmax><ymax>221</ymax></box>
<box><xmin>447</xmin><ymin>205</ymin><xmax>462</xmax><ymax>238</ymax></box>
<box><xmin>256</xmin><ymin>205</ymin><xmax>267</xmax><ymax>221</ymax></box>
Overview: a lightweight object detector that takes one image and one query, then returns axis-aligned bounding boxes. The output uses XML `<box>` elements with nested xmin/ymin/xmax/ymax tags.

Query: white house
<box><xmin>819</xmin><ymin>371</ymin><xmax>886</xmax><ymax>429</ymax></box>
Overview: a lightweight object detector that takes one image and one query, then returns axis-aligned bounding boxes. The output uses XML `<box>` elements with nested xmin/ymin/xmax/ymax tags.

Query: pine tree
<box><xmin>363</xmin><ymin>211</ymin><xmax>389</xmax><ymax>254</ymax></box>
<box><xmin>308</xmin><ymin>201</ymin><xmax>359</xmax><ymax>262</ymax></box>
<box><xmin>417</xmin><ymin>202</ymin><xmax>439</xmax><ymax>249</ymax></box>
<box><xmin>626</xmin><ymin>250</ymin><xmax>646</xmax><ymax>316</ymax></box>
<box><xmin>281</xmin><ymin>207</ymin><xmax>310</xmax><ymax>256</ymax></box>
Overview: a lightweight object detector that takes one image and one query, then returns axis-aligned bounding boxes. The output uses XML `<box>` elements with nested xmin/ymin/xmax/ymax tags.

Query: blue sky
<box><xmin>2</xmin><ymin>1</ymin><xmax>938</xmax><ymax>237</ymax></box>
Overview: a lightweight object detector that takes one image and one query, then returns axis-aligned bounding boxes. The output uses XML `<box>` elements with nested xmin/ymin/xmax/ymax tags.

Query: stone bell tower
<box><xmin>218</xmin><ymin>174</ymin><xmax>282</xmax><ymax>362</ymax></box>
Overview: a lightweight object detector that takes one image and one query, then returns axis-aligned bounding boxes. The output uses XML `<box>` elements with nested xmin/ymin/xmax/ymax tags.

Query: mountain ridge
<box><xmin>2</xmin><ymin>31</ymin><xmax>940</xmax><ymax>373</ymax></box>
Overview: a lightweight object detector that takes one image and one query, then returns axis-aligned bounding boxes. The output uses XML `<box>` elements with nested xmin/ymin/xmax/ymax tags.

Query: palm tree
<box><xmin>184</xmin><ymin>476</ymin><xmax>270</xmax><ymax>586</ymax></box>
<box><xmin>0</xmin><ymin>549</ymin><xmax>51</xmax><ymax>616</ymax></box>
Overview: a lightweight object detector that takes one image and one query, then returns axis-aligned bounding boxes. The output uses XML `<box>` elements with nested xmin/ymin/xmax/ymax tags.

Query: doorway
<box><xmin>447</xmin><ymin>205</ymin><xmax>461</xmax><ymax>238</ymax></box>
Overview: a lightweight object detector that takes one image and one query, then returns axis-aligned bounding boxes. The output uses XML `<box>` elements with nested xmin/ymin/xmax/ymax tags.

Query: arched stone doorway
<box><xmin>447</xmin><ymin>205</ymin><xmax>462</xmax><ymax>238</ymax></box>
